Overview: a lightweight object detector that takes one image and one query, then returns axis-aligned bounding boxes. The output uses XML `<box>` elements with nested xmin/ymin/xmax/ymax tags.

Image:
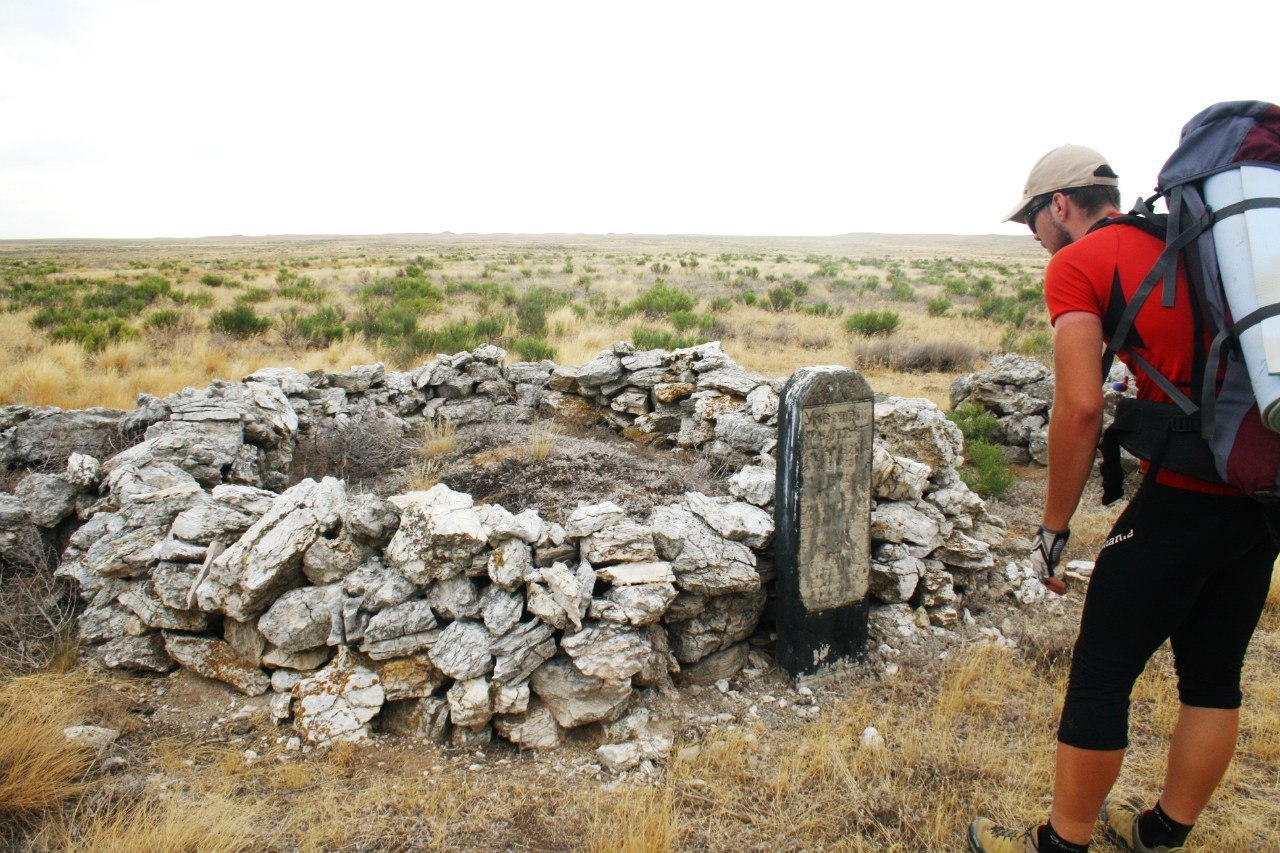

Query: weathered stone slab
<box><xmin>774</xmin><ymin>366</ymin><xmax>872</xmax><ymax>676</ymax></box>
<box><xmin>163</xmin><ymin>633</ymin><xmax>270</xmax><ymax>695</ymax></box>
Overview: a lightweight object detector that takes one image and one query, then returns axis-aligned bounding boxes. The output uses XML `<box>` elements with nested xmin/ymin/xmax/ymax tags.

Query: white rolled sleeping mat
<box><xmin>1204</xmin><ymin>165</ymin><xmax>1280</xmax><ymax>431</ymax></box>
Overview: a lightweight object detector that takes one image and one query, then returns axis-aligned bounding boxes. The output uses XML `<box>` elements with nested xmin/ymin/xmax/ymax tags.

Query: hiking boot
<box><xmin>1100</xmin><ymin>798</ymin><xmax>1186</xmax><ymax>852</ymax></box>
<box><xmin>968</xmin><ymin>817</ymin><xmax>1039</xmax><ymax>852</ymax></box>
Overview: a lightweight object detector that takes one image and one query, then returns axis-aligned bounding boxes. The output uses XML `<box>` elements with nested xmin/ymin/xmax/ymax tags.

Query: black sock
<box><xmin>1138</xmin><ymin>801</ymin><xmax>1193</xmax><ymax>848</ymax></box>
<box><xmin>1038</xmin><ymin>821</ymin><xmax>1089</xmax><ymax>853</ymax></box>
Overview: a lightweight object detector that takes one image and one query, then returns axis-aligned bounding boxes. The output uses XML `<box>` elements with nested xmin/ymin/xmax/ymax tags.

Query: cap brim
<box><xmin>1003</xmin><ymin>196</ymin><xmax>1033</xmax><ymax>224</ymax></box>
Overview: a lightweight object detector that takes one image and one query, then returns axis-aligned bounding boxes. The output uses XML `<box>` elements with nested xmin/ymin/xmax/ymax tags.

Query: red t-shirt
<box><xmin>1044</xmin><ymin>220</ymin><xmax>1240</xmax><ymax>495</ymax></box>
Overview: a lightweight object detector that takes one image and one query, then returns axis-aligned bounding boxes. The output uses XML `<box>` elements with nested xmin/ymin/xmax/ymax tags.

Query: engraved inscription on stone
<box><xmin>797</xmin><ymin>400</ymin><xmax>872</xmax><ymax>611</ymax></box>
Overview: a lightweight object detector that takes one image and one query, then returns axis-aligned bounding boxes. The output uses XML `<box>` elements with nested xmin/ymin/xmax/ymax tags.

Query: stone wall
<box><xmin>2</xmin><ymin>341</ymin><xmax>1009</xmax><ymax>751</ymax></box>
<box><xmin>949</xmin><ymin>353</ymin><xmax>1133</xmax><ymax>465</ymax></box>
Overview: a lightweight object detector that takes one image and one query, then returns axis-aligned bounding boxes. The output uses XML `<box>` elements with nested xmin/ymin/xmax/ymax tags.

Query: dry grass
<box><xmin>0</xmin><ymin>673</ymin><xmax>96</xmax><ymax>829</ymax></box>
<box><xmin>31</xmin><ymin>793</ymin><xmax>261</xmax><ymax>853</ymax></box>
<box><xmin>418</xmin><ymin>416</ymin><xmax>457</xmax><ymax>459</ymax></box>
<box><xmin>530</xmin><ymin>420</ymin><xmax>559</xmax><ymax>461</ymax></box>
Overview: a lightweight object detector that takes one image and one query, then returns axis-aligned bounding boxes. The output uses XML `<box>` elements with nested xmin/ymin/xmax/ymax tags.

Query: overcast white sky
<box><xmin>1</xmin><ymin>1</ymin><xmax>1275</xmax><ymax>240</ymax></box>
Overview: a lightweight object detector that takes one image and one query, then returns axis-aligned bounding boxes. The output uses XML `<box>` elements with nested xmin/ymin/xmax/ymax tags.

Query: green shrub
<box><xmin>210</xmin><ymin>305</ymin><xmax>271</xmax><ymax>338</ymax></box>
<box><xmin>708</xmin><ymin>297</ymin><xmax>732</xmax><ymax>313</ymax></box>
<box><xmin>236</xmin><ymin>288</ymin><xmax>273</xmax><ymax>305</ymax></box>
<box><xmin>800</xmin><ymin>300</ymin><xmax>842</xmax><ymax>317</ymax></box>
<box><xmin>926</xmin><ymin>296</ymin><xmax>952</xmax><ymax>317</ymax></box>
<box><xmin>767</xmin><ymin>287</ymin><xmax>796</xmax><ymax>312</ymax></box>
<box><xmin>513</xmin><ymin>286</ymin><xmax>568</xmax><ymax>336</ymax></box>
<box><xmin>624</xmin><ymin>282</ymin><xmax>696</xmax><ymax>318</ymax></box>
<box><xmin>844</xmin><ymin>310</ymin><xmax>901</xmax><ymax>336</ymax></box>
<box><xmin>143</xmin><ymin>309</ymin><xmax>185</xmax><ymax>331</ymax></box>
<box><xmin>670</xmin><ymin>311</ymin><xmax>714</xmax><ymax>333</ymax></box>
<box><xmin>199</xmin><ymin>273</ymin><xmax>228</xmax><ymax>287</ymax></box>
<box><xmin>512</xmin><ymin>336</ymin><xmax>557</xmax><ymax>362</ymax></box>
<box><xmin>49</xmin><ymin>318</ymin><xmax>139</xmax><ymax>352</ymax></box>
<box><xmin>282</xmin><ymin>306</ymin><xmax>346</xmax><ymax>347</ymax></box>
<box><xmin>860</xmin><ymin>275</ymin><xmax>881</xmax><ymax>292</ymax></box>
<box><xmin>173</xmin><ymin>289</ymin><xmax>215</xmax><ymax>308</ymax></box>
<box><xmin>740</xmin><ymin>290</ymin><xmax>758</xmax><ymax>306</ymax></box>
<box><xmin>947</xmin><ymin>402</ymin><xmax>1000</xmax><ymax>443</ymax></box>
<box><xmin>976</xmin><ymin>295</ymin><xmax>1028</xmax><ymax>327</ymax></box>
<box><xmin>278</xmin><ymin>275</ymin><xmax>329</xmax><ymax>304</ymax></box>
<box><xmin>889</xmin><ymin>280</ymin><xmax>915</xmax><ymax>301</ymax></box>
<box><xmin>959</xmin><ymin>439</ymin><xmax>1016</xmax><ymax>497</ymax></box>
<box><xmin>631</xmin><ymin>326</ymin><xmax>698</xmax><ymax>351</ymax></box>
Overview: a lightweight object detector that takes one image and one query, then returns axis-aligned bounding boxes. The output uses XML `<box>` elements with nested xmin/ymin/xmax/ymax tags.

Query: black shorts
<box><xmin>1057</xmin><ymin>482</ymin><xmax>1279</xmax><ymax>751</ymax></box>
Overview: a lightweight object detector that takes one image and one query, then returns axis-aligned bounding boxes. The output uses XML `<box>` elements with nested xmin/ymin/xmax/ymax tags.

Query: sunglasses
<box><xmin>1024</xmin><ymin>188</ymin><xmax>1077</xmax><ymax>233</ymax></box>
<box><xmin>1024</xmin><ymin>196</ymin><xmax>1053</xmax><ymax>233</ymax></box>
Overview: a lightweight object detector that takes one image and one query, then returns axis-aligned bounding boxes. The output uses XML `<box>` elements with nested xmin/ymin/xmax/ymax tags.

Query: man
<box><xmin>967</xmin><ymin>145</ymin><xmax>1279</xmax><ymax>852</ymax></box>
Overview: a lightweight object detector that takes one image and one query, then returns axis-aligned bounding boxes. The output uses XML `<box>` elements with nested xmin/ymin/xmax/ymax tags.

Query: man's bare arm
<box><xmin>1043</xmin><ymin>311</ymin><xmax>1105</xmax><ymax>531</ymax></box>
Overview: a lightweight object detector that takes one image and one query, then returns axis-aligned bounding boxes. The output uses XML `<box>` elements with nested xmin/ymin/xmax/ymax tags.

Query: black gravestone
<box><xmin>774</xmin><ymin>366</ymin><xmax>873</xmax><ymax>677</ymax></box>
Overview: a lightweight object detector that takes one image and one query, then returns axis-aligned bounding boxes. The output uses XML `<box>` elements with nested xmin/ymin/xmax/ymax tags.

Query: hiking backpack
<box><xmin>1096</xmin><ymin>100</ymin><xmax>1280</xmax><ymax>504</ymax></box>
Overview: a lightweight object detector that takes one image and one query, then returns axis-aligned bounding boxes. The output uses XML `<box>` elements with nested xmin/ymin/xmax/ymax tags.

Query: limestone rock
<box><xmin>380</xmin><ymin>696</ymin><xmax>450</xmax><ymax>742</ymax></box>
<box><xmin>650</xmin><ymin>504</ymin><xmax>759</xmax><ymax>595</ymax></box>
<box><xmin>491</xmin><ymin>682</ymin><xmax>530</xmax><ymax>715</ymax></box>
<box><xmin>117</xmin><ymin>586</ymin><xmax>207</xmax><ymax>632</ymax></box>
<box><xmin>563</xmin><ymin>501</ymin><xmax>626</xmax><ymax>538</ymax></box>
<box><xmin>683</xmin><ymin>492</ymin><xmax>773</xmax><ymax>548</ymax></box>
<box><xmin>494</xmin><ymin>700</ymin><xmax>564</xmax><ymax>750</ymax></box>
<box><xmin>594</xmin><ymin>561</ymin><xmax>675</xmax><ymax>586</ymax></box>
<box><xmin>377</xmin><ymin>655</ymin><xmax>447</xmax><ymax>701</ymax></box>
<box><xmin>581</xmin><ymin>521</ymin><xmax>657</xmax><ymax>565</ymax></box>
<box><xmin>869</xmin><ymin>549</ymin><xmax>924</xmax><ymax>603</ymax></box>
<box><xmin>603</xmin><ymin>583</ymin><xmax>678</xmax><ymax>626</ymax></box>
<box><xmin>871</xmin><ymin>445</ymin><xmax>932</xmax><ymax>502</ymax></box>
<box><xmin>486</xmin><ymin>537</ymin><xmax>532</xmax><ymax>590</ymax></box>
<box><xmin>263</xmin><ymin>646</ymin><xmax>331</xmax><ymax>671</ymax></box>
<box><xmin>526</xmin><ymin>562</ymin><xmax>589</xmax><ymax>631</ymax></box>
<box><xmin>195</xmin><ymin>477</ymin><xmax>346</xmax><ymax>620</ymax></box>
<box><xmin>258</xmin><ymin>584</ymin><xmax>345</xmax><ymax>652</ymax></box>
<box><xmin>14</xmin><ymin>473</ymin><xmax>78</xmax><ymax>528</ymax></box>
<box><xmin>384</xmin><ymin>485</ymin><xmax>487</xmax><ymax>585</ymax></box>
<box><xmin>480</xmin><ymin>585</ymin><xmax>524</xmax><ymax>636</ymax></box>
<box><xmin>490</xmin><ymin>619</ymin><xmax>557</xmax><ymax>684</ymax></box>
<box><xmin>870</xmin><ymin>502</ymin><xmax>944</xmax><ymax>548</ymax></box>
<box><xmin>428</xmin><ymin>620</ymin><xmax>493</xmax><ymax>680</ymax></box>
<box><xmin>666</xmin><ymin>587</ymin><xmax>766</xmax><ymax>664</ymax></box>
<box><xmin>677</xmin><ymin>641</ymin><xmax>748</xmax><ymax>685</ymax></box>
<box><xmin>874</xmin><ymin>395</ymin><xmax>965</xmax><ymax>471</ymax></box>
<box><xmin>302</xmin><ymin>533</ymin><xmax>372</xmax><ymax>585</ymax></box>
<box><xmin>293</xmin><ymin>649</ymin><xmax>385</xmax><ymax>745</ymax></box>
<box><xmin>342</xmin><ymin>494</ymin><xmax>401</xmax><ymax>547</ymax></box>
<box><xmin>446</xmin><ymin>676</ymin><xmax>493</xmax><ymax>729</ymax></box>
<box><xmin>934</xmin><ymin>530</ymin><xmax>995</xmax><ymax>571</ymax></box>
<box><xmin>529</xmin><ymin>657</ymin><xmax>631</xmax><ymax>728</ymax></box>
<box><xmin>425</xmin><ymin>575</ymin><xmax>480</xmax><ymax>621</ymax></box>
<box><xmin>96</xmin><ymin>633</ymin><xmax>173</xmax><ymax>672</ymax></box>
<box><xmin>561</xmin><ymin>623</ymin><xmax>653</xmax><ymax>681</ymax></box>
<box><xmin>364</xmin><ymin>599</ymin><xmax>437</xmax><ymax>644</ymax></box>
<box><xmin>163</xmin><ymin>634</ymin><xmax>270</xmax><ymax>695</ymax></box>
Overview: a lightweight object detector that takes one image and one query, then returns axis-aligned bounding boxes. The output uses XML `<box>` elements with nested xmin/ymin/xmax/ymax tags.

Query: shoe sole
<box><xmin>967</xmin><ymin>822</ymin><xmax>984</xmax><ymax>852</ymax></box>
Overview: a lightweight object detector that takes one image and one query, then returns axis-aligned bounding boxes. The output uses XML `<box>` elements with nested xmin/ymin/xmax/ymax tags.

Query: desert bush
<box><xmin>739</xmin><ymin>290</ymin><xmax>757</xmax><ymax>306</ymax></box>
<box><xmin>959</xmin><ymin>439</ymin><xmax>1015</xmax><ymax>496</ymax></box>
<box><xmin>943</xmin><ymin>277</ymin><xmax>969</xmax><ymax>296</ymax></box>
<box><xmin>209</xmin><ymin>305</ymin><xmax>271</xmax><ymax>338</ymax></box>
<box><xmin>142</xmin><ymin>309</ymin><xmax>186</xmax><ymax>331</ymax></box>
<box><xmin>888</xmin><ymin>280</ymin><xmax>915</xmax><ymax>301</ymax></box>
<box><xmin>632</xmin><ymin>326</ymin><xmax>697</xmax><ymax>351</ymax></box>
<box><xmin>512</xmin><ymin>336</ymin><xmax>557</xmax><ymax>362</ymax></box>
<box><xmin>860</xmin><ymin>274</ymin><xmax>881</xmax><ymax>291</ymax></box>
<box><xmin>708</xmin><ymin>297</ymin><xmax>732</xmax><ymax>313</ymax></box>
<box><xmin>800</xmin><ymin>300</ymin><xmax>842</xmax><ymax>317</ymax></box>
<box><xmin>851</xmin><ymin>339</ymin><xmax>978</xmax><ymax>373</ymax></box>
<box><xmin>812</xmin><ymin>260</ymin><xmax>841</xmax><ymax>278</ymax></box>
<box><xmin>234</xmin><ymin>287</ymin><xmax>272</xmax><ymax>305</ymax></box>
<box><xmin>199</xmin><ymin>273</ymin><xmax>228</xmax><ymax>287</ymax></box>
<box><xmin>1016</xmin><ymin>330</ymin><xmax>1053</xmax><ymax>355</ymax></box>
<box><xmin>172</xmin><ymin>289</ymin><xmax>214</xmax><ymax>308</ymax></box>
<box><xmin>767</xmin><ymin>287</ymin><xmax>796</xmax><ymax>312</ymax></box>
<box><xmin>279</xmin><ymin>306</ymin><xmax>346</xmax><ymax>348</ymax></box>
<box><xmin>418</xmin><ymin>416</ymin><xmax>457</xmax><ymax>459</ymax></box>
<box><xmin>48</xmin><ymin>319</ymin><xmax>140</xmax><ymax>352</ymax></box>
<box><xmin>844</xmin><ymin>310</ymin><xmax>901</xmax><ymax>337</ymax></box>
<box><xmin>926</xmin><ymin>296</ymin><xmax>952</xmax><ymax>317</ymax></box>
<box><xmin>976</xmin><ymin>295</ymin><xmax>1028</xmax><ymax>327</ymax></box>
<box><xmin>277</xmin><ymin>275</ymin><xmax>328</xmax><ymax>304</ymax></box>
<box><xmin>624</xmin><ymin>282</ymin><xmax>696</xmax><ymax>318</ymax></box>
<box><xmin>948</xmin><ymin>402</ymin><xmax>1000</xmax><ymax>443</ymax></box>
<box><xmin>291</xmin><ymin>409</ymin><xmax>415</xmax><ymax>485</ymax></box>
<box><xmin>669</xmin><ymin>311</ymin><xmax>714</xmax><ymax>334</ymax></box>
<box><xmin>513</xmin><ymin>286</ymin><xmax>568</xmax><ymax>337</ymax></box>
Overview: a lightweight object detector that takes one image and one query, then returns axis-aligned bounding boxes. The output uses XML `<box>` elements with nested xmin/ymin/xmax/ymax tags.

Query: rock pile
<box><xmin>1</xmin><ymin>340</ymin><xmax>1010</xmax><ymax>752</ymax></box>
<box><xmin>949</xmin><ymin>353</ymin><xmax>1135</xmax><ymax>465</ymax></box>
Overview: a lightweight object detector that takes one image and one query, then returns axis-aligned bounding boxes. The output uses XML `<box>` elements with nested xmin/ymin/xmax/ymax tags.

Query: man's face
<box><xmin>1028</xmin><ymin>197</ymin><xmax>1074</xmax><ymax>255</ymax></box>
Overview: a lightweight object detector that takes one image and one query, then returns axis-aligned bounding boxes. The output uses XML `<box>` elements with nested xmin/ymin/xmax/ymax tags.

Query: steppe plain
<box><xmin>1</xmin><ymin>233</ymin><xmax>1277</xmax><ymax>851</ymax></box>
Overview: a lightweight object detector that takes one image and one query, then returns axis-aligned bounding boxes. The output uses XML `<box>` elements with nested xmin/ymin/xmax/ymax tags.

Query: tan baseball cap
<box><xmin>1003</xmin><ymin>144</ymin><xmax>1119</xmax><ymax>223</ymax></box>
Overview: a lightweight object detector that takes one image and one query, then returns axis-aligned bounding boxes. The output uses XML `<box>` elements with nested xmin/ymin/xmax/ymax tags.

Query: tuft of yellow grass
<box><xmin>529</xmin><ymin>420</ymin><xmax>559</xmax><ymax>461</ymax></box>
<box><xmin>586</xmin><ymin>783</ymin><xmax>684</xmax><ymax>853</ymax></box>
<box><xmin>0</xmin><ymin>672</ymin><xmax>96</xmax><ymax>826</ymax></box>
<box><xmin>32</xmin><ymin>793</ymin><xmax>261</xmax><ymax>853</ymax></box>
<box><xmin>418</xmin><ymin>416</ymin><xmax>457</xmax><ymax>459</ymax></box>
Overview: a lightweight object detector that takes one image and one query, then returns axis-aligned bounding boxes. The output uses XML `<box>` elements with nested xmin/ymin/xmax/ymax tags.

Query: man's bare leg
<box><xmin>1158</xmin><ymin>705</ymin><xmax>1239</xmax><ymax>824</ymax></box>
<box><xmin>1048</xmin><ymin>743</ymin><xmax>1125</xmax><ymax>844</ymax></box>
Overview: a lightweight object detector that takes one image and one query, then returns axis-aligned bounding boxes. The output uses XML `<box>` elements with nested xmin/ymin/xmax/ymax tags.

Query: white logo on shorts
<box><xmin>1102</xmin><ymin>528</ymin><xmax>1135</xmax><ymax>550</ymax></box>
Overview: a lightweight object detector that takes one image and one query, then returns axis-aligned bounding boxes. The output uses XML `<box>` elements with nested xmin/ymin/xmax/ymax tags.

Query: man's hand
<box><xmin>1030</xmin><ymin>526</ymin><xmax>1070</xmax><ymax>595</ymax></box>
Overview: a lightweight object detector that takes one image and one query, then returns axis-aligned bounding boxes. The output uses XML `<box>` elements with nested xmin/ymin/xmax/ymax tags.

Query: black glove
<box><xmin>1030</xmin><ymin>526</ymin><xmax>1070</xmax><ymax>584</ymax></box>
